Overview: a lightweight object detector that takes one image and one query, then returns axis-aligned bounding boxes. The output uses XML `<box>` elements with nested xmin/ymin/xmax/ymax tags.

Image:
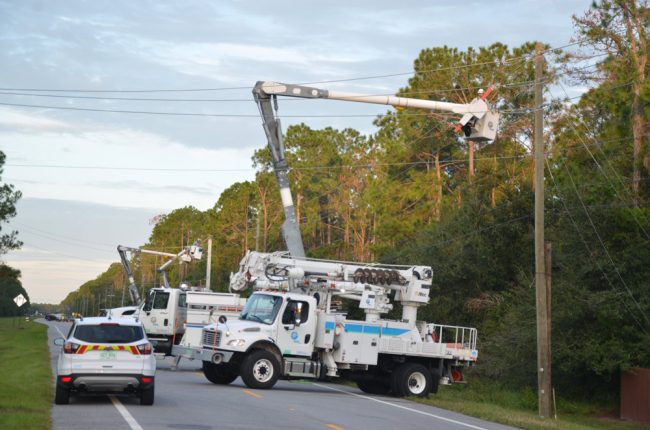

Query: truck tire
<box><xmin>140</xmin><ymin>386</ymin><xmax>154</xmax><ymax>405</ymax></box>
<box><xmin>356</xmin><ymin>378</ymin><xmax>390</xmax><ymax>395</ymax></box>
<box><xmin>430</xmin><ymin>369</ymin><xmax>440</xmax><ymax>394</ymax></box>
<box><xmin>391</xmin><ymin>363</ymin><xmax>432</xmax><ymax>398</ymax></box>
<box><xmin>202</xmin><ymin>361</ymin><xmax>238</xmax><ymax>385</ymax></box>
<box><xmin>240</xmin><ymin>349</ymin><xmax>280</xmax><ymax>389</ymax></box>
<box><xmin>54</xmin><ymin>385</ymin><xmax>70</xmax><ymax>405</ymax></box>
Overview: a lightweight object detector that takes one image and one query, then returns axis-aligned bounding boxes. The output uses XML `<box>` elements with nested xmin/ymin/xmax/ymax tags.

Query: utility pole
<box><xmin>255</xmin><ymin>206</ymin><xmax>261</xmax><ymax>252</ymax></box>
<box><xmin>206</xmin><ymin>236</ymin><xmax>212</xmax><ymax>290</ymax></box>
<box><xmin>468</xmin><ymin>140</ymin><xmax>475</xmax><ymax>180</ymax></box>
<box><xmin>534</xmin><ymin>42</ymin><xmax>552</xmax><ymax>419</ymax></box>
<box><xmin>121</xmin><ymin>272</ymin><xmax>126</xmax><ymax>307</ymax></box>
<box><xmin>545</xmin><ymin>242</ymin><xmax>552</xmax><ymax>361</ymax></box>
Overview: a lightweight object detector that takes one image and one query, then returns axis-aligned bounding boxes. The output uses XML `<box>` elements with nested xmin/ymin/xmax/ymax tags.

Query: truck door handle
<box><xmin>304</xmin><ymin>334</ymin><xmax>311</xmax><ymax>343</ymax></box>
<box><xmin>164</xmin><ymin>319</ymin><xmax>168</xmax><ymax>326</ymax></box>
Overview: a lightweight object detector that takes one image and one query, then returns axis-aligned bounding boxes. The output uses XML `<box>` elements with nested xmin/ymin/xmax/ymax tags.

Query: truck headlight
<box><xmin>227</xmin><ymin>339</ymin><xmax>246</xmax><ymax>347</ymax></box>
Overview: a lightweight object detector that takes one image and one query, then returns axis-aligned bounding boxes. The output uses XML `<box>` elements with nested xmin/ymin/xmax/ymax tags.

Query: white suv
<box><xmin>54</xmin><ymin>316</ymin><xmax>156</xmax><ymax>405</ymax></box>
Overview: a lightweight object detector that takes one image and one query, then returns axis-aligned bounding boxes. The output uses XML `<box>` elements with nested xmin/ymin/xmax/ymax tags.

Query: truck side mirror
<box><xmin>218</xmin><ymin>315</ymin><xmax>227</xmax><ymax>324</ymax></box>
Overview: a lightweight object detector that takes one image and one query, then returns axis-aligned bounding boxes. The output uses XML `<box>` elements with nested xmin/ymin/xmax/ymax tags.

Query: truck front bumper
<box><xmin>200</xmin><ymin>348</ymin><xmax>235</xmax><ymax>364</ymax></box>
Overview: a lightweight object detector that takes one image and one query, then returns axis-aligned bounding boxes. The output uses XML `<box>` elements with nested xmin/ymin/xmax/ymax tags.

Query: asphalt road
<box><xmin>43</xmin><ymin>320</ymin><xmax>516</xmax><ymax>430</ymax></box>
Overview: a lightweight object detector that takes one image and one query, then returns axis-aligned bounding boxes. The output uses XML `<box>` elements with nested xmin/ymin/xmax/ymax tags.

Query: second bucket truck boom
<box><xmin>117</xmin><ymin>242</ymin><xmax>203</xmax><ymax>354</ymax></box>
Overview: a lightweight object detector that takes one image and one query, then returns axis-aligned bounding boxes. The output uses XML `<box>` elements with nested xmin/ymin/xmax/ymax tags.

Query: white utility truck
<box><xmin>117</xmin><ymin>242</ymin><xmax>247</xmax><ymax>358</ymax></box>
<box><xmin>117</xmin><ymin>242</ymin><xmax>204</xmax><ymax>355</ymax></box>
<box><xmin>201</xmin><ymin>251</ymin><xmax>477</xmax><ymax>397</ymax></box>
<box><xmin>199</xmin><ymin>81</ymin><xmax>496</xmax><ymax>396</ymax></box>
<box><xmin>171</xmin><ymin>290</ymin><xmax>245</xmax><ymax>361</ymax></box>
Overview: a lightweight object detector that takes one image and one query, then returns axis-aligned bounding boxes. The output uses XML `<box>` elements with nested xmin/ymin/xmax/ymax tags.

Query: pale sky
<box><xmin>0</xmin><ymin>0</ymin><xmax>592</xmax><ymax>303</ymax></box>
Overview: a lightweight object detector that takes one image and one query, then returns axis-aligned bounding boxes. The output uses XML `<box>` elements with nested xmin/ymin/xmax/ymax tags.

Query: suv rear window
<box><xmin>74</xmin><ymin>324</ymin><xmax>144</xmax><ymax>343</ymax></box>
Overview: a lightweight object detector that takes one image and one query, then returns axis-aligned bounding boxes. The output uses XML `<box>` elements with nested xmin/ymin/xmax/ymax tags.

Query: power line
<box><xmin>17</xmin><ymin>229</ymin><xmax>116</xmax><ymax>255</ymax></box>
<box><xmin>561</xmin><ymin>161</ymin><xmax>650</xmax><ymax>328</ymax></box>
<box><xmin>5</xmin><ymin>155</ymin><xmax>529</xmax><ymax>173</ymax></box>
<box><xmin>12</xmin><ymin>220</ymin><xmax>116</xmax><ymax>248</ymax></box>
<box><xmin>6</xmin><ymin>136</ymin><xmax>638</xmax><ymax>174</ymax></box>
<box><xmin>545</xmin><ymin>159</ymin><xmax>649</xmax><ymax>333</ymax></box>
<box><xmin>18</xmin><ymin>242</ymin><xmax>114</xmax><ymax>263</ymax></box>
<box><xmin>0</xmin><ymin>101</ymin><xmax>477</xmax><ymax>118</ymax></box>
<box><xmin>0</xmin><ymin>77</ymin><xmax>540</xmax><ymax>102</ymax></box>
<box><xmin>0</xmin><ymin>37</ymin><xmax>601</xmax><ymax>95</ymax></box>
<box><xmin>552</xmin><ymin>82</ymin><xmax>650</xmax><ymax>239</ymax></box>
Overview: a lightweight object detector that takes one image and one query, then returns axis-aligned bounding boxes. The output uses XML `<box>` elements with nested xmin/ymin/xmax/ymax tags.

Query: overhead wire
<box><xmin>552</xmin><ymin>81</ymin><xmax>650</xmax><ymax>240</ymax></box>
<box><xmin>0</xmin><ymin>37</ymin><xmax>603</xmax><ymax>96</ymax></box>
<box><xmin>561</xmin><ymin>162</ymin><xmax>650</xmax><ymax>328</ymax></box>
<box><xmin>545</xmin><ymin>159</ymin><xmax>649</xmax><ymax>333</ymax></box>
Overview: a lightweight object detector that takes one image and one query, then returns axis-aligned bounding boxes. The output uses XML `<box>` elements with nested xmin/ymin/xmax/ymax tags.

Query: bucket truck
<box><xmin>201</xmin><ymin>251</ymin><xmax>477</xmax><ymax>396</ymax></box>
<box><xmin>117</xmin><ymin>243</ymin><xmax>247</xmax><ymax>357</ymax></box>
<box><xmin>198</xmin><ymin>81</ymin><xmax>497</xmax><ymax>396</ymax></box>
<box><xmin>117</xmin><ymin>242</ymin><xmax>204</xmax><ymax>355</ymax></box>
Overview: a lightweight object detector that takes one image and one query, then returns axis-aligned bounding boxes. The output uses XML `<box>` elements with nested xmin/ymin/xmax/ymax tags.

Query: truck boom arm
<box><xmin>117</xmin><ymin>242</ymin><xmax>204</xmax><ymax>305</ymax></box>
<box><xmin>252</xmin><ymin>80</ymin><xmax>499</xmax><ymax>258</ymax></box>
<box><xmin>256</xmin><ymin>81</ymin><xmax>494</xmax><ymax>119</ymax></box>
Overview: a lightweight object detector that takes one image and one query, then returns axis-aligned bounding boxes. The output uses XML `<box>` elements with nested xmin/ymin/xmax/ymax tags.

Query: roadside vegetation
<box><xmin>415</xmin><ymin>377</ymin><xmax>647</xmax><ymax>430</ymax></box>
<box><xmin>0</xmin><ymin>317</ymin><xmax>51</xmax><ymax>430</ymax></box>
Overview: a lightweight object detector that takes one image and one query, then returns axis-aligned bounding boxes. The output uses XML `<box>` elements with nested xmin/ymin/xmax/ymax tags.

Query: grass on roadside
<box><xmin>0</xmin><ymin>317</ymin><xmax>52</xmax><ymax>430</ymax></box>
<box><xmin>413</xmin><ymin>377</ymin><xmax>648</xmax><ymax>430</ymax></box>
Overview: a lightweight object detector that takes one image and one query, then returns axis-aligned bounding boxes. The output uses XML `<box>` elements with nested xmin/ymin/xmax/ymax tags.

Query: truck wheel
<box><xmin>356</xmin><ymin>378</ymin><xmax>390</xmax><ymax>395</ymax></box>
<box><xmin>240</xmin><ymin>350</ymin><xmax>279</xmax><ymax>389</ymax></box>
<box><xmin>391</xmin><ymin>363</ymin><xmax>432</xmax><ymax>398</ymax></box>
<box><xmin>202</xmin><ymin>361</ymin><xmax>238</xmax><ymax>385</ymax></box>
<box><xmin>54</xmin><ymin>385</ymin><xmax>70</xmax><ymax>405</ymax></box>
<box><xmin>430</xmin><ymin>369</ymin><xmax>440</xmax><ymax>394</ymax></box>
<box><xmin>140</xmin><ymin>386</ymin><xmax>154</xmax><ymax>405</ymax></box>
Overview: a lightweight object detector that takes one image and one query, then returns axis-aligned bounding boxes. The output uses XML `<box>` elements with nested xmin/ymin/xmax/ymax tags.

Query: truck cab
<box><xmin>201</xmin><ymin>291</ymin><xmax>318</xmax><ymax>388</ymax></box>
<box><xmin>139</xmin><ymin>288</ymin><xmax>186</xmax><ymax>355</ymax></box>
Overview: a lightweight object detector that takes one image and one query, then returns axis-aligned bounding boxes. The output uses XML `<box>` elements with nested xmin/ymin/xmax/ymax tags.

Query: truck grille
<box><xmin>202</xmin><ymin>329</ymin><xmax>222</xmax><ymax>347</ymax></box>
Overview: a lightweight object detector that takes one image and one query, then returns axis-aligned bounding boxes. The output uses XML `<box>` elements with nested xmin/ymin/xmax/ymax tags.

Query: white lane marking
<box><xmin>313</xmin><ymin>383</ymin><xmax>489</xmax><ymax>430</ymax></box>
<box><xmin>109</xmin><ymin>395</ymin><xmax>144</xmax><ymax>430</ymax></box>
<box><xmin>54</xmin><ymin>326</ymin><xmax>66</xmax><ymax>338</ymax></box>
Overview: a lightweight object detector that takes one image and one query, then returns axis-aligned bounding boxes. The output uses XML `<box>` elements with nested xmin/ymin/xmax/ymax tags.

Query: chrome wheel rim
<box><xmin>252</xmin><ymin>358</ymin><xmax>274</xmax><ymax>383</ymax></box>
<box><xmin>407</xmin><ymin>371</ymin><xmax>427</xmax><ymax>395</ymax></box>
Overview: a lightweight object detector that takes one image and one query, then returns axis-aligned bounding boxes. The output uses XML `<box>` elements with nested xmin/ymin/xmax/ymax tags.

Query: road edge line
<box><xmin>109</xmin><ymin>395</ymin><xmax>144</xmax><ymax>430</ymax></box>
<box><xmin>54</xmin><ymin>325</ymin><xmax>66</xmax><ymax>338</ymax></box>
<box><xmin>312</xmin><ymin>383</ymin><xmax>489</xmax><ymax>430</ymax></box>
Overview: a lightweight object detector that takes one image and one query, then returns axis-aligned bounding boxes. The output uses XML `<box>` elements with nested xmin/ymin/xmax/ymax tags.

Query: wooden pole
<box><xmin>468</xmin><ymin>140</ymin><xmax>475</xmax><ymax>180</ymax></box>
<box><xmin>255</xmin><ymin>206</ymin><xmax>261</xmax><ymax>252</ymax></box>
<box><xmin>206</xmin><ymin>236</ymin><xmax>212</xmax><ymax>290</ymax></box>
<box><xmin>535</xmin><ymin>42</ymin><xmax>552</xmax><ymax>418</ymax></box>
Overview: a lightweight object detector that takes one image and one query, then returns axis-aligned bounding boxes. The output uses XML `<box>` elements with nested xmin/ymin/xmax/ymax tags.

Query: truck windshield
<box><xmin>74</xmin><ymin>324</ymin><xmax>144</xmax><ymax>343</ymax></box>
<box><xmin>142</xmin><ymin>290</ymin><xmax>170</xmax><ymax>312</ymax></box>
<box><xmin>240</xmin><ymin>294</ymin><xmax>282</xmax><ymax>325</ymax></box>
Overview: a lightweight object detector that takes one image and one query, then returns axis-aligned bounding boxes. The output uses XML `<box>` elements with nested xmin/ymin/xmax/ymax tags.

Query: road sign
<box><xmin>13</xmin><ymin>294</ymin><xmax>27</xmax><ymax>307</ymax></box>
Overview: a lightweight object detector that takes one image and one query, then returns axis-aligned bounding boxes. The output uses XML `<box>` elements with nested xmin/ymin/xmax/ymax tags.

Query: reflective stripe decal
<box><xmin>75</xmin><ymin>344</ymin><xmax>140</xmax><ymax>355</ymax></box>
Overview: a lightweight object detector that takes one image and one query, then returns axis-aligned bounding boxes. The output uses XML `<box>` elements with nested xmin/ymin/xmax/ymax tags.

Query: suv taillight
<box><xmin>63</xmin><ymin>342</ymin><xmax>80</xmax><ymax>354</ymax></box>
<box><xmin>137</xmin><ymin>343</ymin><xmax>152</xmax><ymax>355</ymax></box>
